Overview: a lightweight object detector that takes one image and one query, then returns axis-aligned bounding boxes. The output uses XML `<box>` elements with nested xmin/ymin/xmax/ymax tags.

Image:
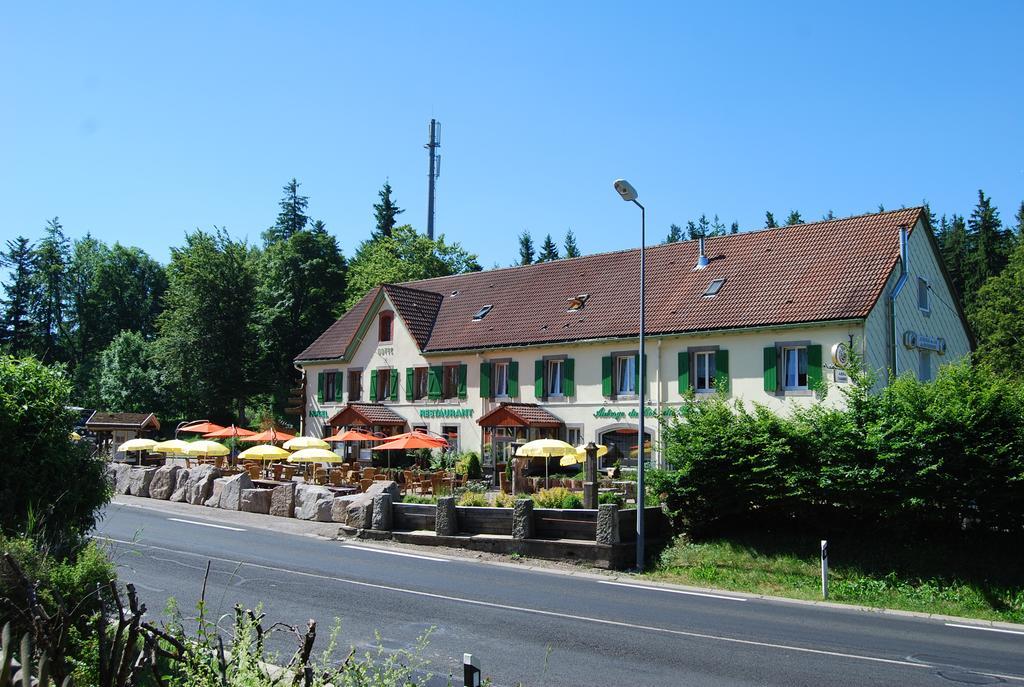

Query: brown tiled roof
<box><xmin>86</xmin><ymin>412</ymin><xmax>160</xmax><ymax>430</ymax></box>
<box><xmin>297</xmin><ymin>208</ymin><xmax>924</xmax><ymax>360</ymax></box>
<box><xmin>478</xmin><ymin>403</ymin><xmax>564</xmax><ymax>428</ymax></box>
<box><xmin>328</xmin><ymin>403</ymin><xmax>407</xmax><ymax>427</ymax></box>
<box><xmin>383</xmin><ymin>284</ymin><xmax>443</xmax><ymax>350</ymax></box>
<box><xmin>296</xmin><ymin>286</ymin><xmax>381</xmax><ymax>361</ymax></box>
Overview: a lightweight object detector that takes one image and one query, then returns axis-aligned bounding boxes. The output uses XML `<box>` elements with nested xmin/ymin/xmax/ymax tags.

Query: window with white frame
<box><xmin>782</xmin><ymin>346</ymin><xmax>808</xmax><ymax>390</ymax></box>
<box><xmin>493</xmin><ymin>361</ymin><xmax>510</xmax><ymax>397</ymax></box>
<box><xmin>918</xmin><ymin>277</ymin><xmax>930</xmax><ymax>312</ymax></box>
<box><xmin>694</xmin><ymin>351</ymin><xmax>717</xmax><ymax>391</ymax></box>
<box><xmin>615</xmin><ymin>354</ymin><xmax>636</xmax><ymax>396</ymax></box>
<box><xmin>566</xmin><ymin>426</ymin><xmax>583</xmax><ymax>448</ymax></box>
<box><xmin>546</xmin><ymin>359</ymin><xmax>564</xmax><ymax>397</ymax></box>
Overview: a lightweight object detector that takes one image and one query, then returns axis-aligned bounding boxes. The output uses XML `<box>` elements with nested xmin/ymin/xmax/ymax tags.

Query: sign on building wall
<box><xmin>419</xmin><ymin>408</ymin><xmax>473</xmax><ymax>419</ymax></box>
<box><xmin>309</xmin><ymin>410</ymin><xmax>328</xmax><ymax>418</ymax></box>
<box><xmin>593</xmin><ymin>406</ymin><xmax>658</xmax><ymax>421</ymax></box>
<box><xmin>903</xmin><ymin>331</ymin><xmax>947</xmax><ymax>354</ymax></box>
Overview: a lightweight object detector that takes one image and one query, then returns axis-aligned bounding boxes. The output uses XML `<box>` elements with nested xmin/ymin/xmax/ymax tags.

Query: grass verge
<box><xmin>644</xmin><ymin>530</ymin><xmax>1024</xmax><ymax>624</ymax></box>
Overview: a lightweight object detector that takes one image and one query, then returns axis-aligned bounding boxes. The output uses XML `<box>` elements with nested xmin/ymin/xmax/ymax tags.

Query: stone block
<box><xmin>149</xmin><ymin>465</ymin><xmax>181</xmax><ymax>500</ymax></box>
<box><xmin>435</xmin><ymin>496</ymin><xmax>457</xmax><ymax>536</ymax></box>
<box><xmin>127</xmin><ymin>467</ymin><xmax>157</xmax><ymax>498</ymax></box>
<box><xmin>205</xmin><ymin>477</ymin><xmax>228</xmax><ymax>507</ymax></box>
<box><xmin>170</xmin><ymin>469</ymin><xmax>190</xmax><ymax>502</ymax></box>
<box><xmin>295</xmin><ymin>484</ymin><xmax>334</xmax><ymax>521</ymax></box>
<box><xmin>218</xmin><ymin>472</ymin><xmax>254</xmax><ymax>510</ymax></box>
<box><xmin>371</xmin><ymin>493</ymin><xmax>392</xmax><ymax>531</ymax></box>
<box><xmin>512</xmin><ymin>499</ymin><xmax>534</xmax><ymax>539</ymax></box>
<box><xmin>365</xmin><ymin>480</ymin><xmax>400</xmax><ymax>501</ymax></box>
<box><xmin>110</xmin><ymin>464</ymin><xmax>133</xmax><ymax>494</ymax></box>
<box><xmin>269</xmin><ymin>482</ymin><xmax>296</xmax><ymax>517</ymax></box>
<box><xmin>596</xmin><ymin>504</ymin><xmax>620</xmax><ymax>545</ymax></box>
<box><xmin>240</xmin><ymin>488</ymin><xmax>271</xmax><ymax>514</ymax></box>
<box><xmin>185</xmin><ymin>465</ymin><xmax>222</xmax><ymax>505</ymax></box>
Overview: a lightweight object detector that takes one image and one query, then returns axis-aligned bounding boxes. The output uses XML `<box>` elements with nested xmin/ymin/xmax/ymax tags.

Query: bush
<box><xmin>0</xmin><ymin>356</ymin><xmax>111</xmax><ymax>550</ymax></box>
<box><xmin>457</xmin><ymin>491</ymin><xmax>489</xmax><ymax>507</ymax></box>
<box><xmin>533</xmin><ymin>487</ymin><xmax>582</xmax><ymax>509</ymax></box>
<box><xmin>401</xmin><ymin>494</ymin><xmax>437</xmax><ymax>504</ymax></box>
<box><xmin>493</xmin><ymin>491</ymin><xmax>515</xmax><ymax>508</ymax></box>
<box><xmin>598</xmin><ymin>491</ymin><xmax>625</xmax><ymax>507</ymax></box>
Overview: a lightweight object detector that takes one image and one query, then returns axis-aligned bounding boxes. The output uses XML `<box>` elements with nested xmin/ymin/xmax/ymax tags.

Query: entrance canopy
<box><xmin>477</xmin><ymin>403</ymin><xmax>563</xmax><ymax>429</ymax></box>
<box><xmin>329</xmin><ymin>403</ymin><xmax>407</xmax><ymax>428</ymax></box>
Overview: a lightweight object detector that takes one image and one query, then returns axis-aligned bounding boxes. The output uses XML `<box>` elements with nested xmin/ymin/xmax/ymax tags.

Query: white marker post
<box><xmin>821</xmin><ymin>540</ymin><xmax>829</xmax><ymax>600</ymax></box>
<box><xmin>463</xmin><ymin>653</ymin><xmax>481</xmax><ymax>687</ymax></box>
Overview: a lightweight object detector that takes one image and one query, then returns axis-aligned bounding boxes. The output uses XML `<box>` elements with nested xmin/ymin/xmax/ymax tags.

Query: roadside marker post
<box><xmin>463</xmin><ymin>653</ymin><xmax>481</xmax><ymax>687</ymax></box>
<box><xmin>821</xmin><ymin>540</ymin><xmax>829</xmax><ymax>599</ymax></box>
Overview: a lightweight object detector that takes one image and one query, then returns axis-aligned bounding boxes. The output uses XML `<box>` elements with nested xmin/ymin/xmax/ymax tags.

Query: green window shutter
<box><xmin>480</xmin><ymin>362</ymin><xmax>491</xmax><ymax>399</ymax></box>
<box><xmin>334</xmin><ymin>371</ymin><xmax>343</xmax><ymax>401</ymax></box>
<box><xmin>458</xmin><ymin>364</ymin><xmax>468</xmax><ymax>400</ymax></box>
<box><xmin>807</xmin><ymin>344</ymin><xmax>823</xmax><ymax>390</ymax></box>
<box><xmin>715</xmin><ymin>350</ymin><xmax>730</xmax><ymax>392</ymax></box>
<box><xmin>508</xmin><ymin>361</ymin><xmax>519</xmax><ymax>397</ymax></box>
<box><xmin>564</xmin><ymin>358</ymin><xmax>575</xmax><ymax>396</ymax></box>
<box><xmin>369</xmin><ymin>370</ymin><xmax>378</xmax><ymax>401</ymax></box>
<box><xmin>763</xmin><ymin>347</ymin><xmax>777</xmax><ymax>393</ymax></box>
<box><xmin>405</xmin><ymin>368</ymin><xmax>414</xmax><ymax>401</ymax></box>
<box><xmin>317</xmin><ymin>372</ymin><xmax>324</xmax><ymax>403</ymax></box>
<box><xmin>427</xmin><ymin>366</ymin><xmax>442</xmax><ymax>400</ymax></box>
<box><xmin>634</xmin><ymin>353</ymin><xmax>647</xmax><ymax>391</ymax></box>
<box><xmin>677</xmin><ymin>351</ymin><xmax>690</xmax><ymax>393</ymax></box>
<box><xmin>390</xmin><ymin>369</ymin><xmax>399</xmax><ymax>401</ymax></box>
<box><xmin>601</xmin><ymin>356</ymin><xmax>613</xmax><ymax>397</ymax></box>
<box><xmin>534</xmin><ymin>360</ymin><xmax>545</xmax><ymax>399</ymax></box>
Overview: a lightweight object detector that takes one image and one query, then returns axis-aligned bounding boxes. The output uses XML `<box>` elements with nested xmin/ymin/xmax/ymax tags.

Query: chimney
<box><xmin>694</xmin><ymin>236</ymin><xmax>710</xmax><ymax>270</ymax></box>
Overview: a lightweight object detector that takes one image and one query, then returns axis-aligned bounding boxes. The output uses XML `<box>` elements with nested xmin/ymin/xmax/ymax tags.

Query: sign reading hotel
<box><xmin>419</xmin><ymin>408</ymin><xmax>473</xmax><ymax>419</ymax></box>
<box><xmin>309</xmin><ymin>409</ymin><xmax>328</xmax><ymax>418</ymax></box>
<box><xmin>594</xmin><ymin>407</ymin><xmax>658</xmax><ymax>421</ymax></box>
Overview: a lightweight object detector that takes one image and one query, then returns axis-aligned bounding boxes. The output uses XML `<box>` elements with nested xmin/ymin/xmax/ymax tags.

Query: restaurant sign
<box><xmin>419</xmin><ymin>408</ymin><xmax>473</xmax><ymax>419</ymax></box>
<box><xmin>593</xmin><ymin>406</ymin><xmax>658</xmax><ymax>421</ymax></box>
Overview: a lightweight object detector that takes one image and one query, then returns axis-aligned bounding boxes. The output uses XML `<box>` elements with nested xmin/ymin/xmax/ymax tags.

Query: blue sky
<box><xmin>3</xmin><ymin>1</ymin><xmax>1022</xmax><ymax>268</ymax></box>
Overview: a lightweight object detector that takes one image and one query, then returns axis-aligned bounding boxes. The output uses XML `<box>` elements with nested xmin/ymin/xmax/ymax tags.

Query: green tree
<box><xmin>344</xmin><ymin>225</ymin><xmax>480</xmax><ymax>309</ymax></box>
<box><xmin>0</xmin><ymin>237</ymin><xmax>37</xmax><ymax>355</ymax></box>
<box><xmin>939</xmin><ymin>214</ymin><xmax>969</xmax><ymax>302</ymax></box>
<box><xmin>1013</xmin><ymin>201</ymin><xmax>1024</xmax><ymax>248</ymax></box>
<box><xmin>965</xmin><ymin>189</ymin><xmax>1009</xmax><ymax>301</ymax></box>
<box><xmin>517</xmin><ymin>230</ymin><xmax>535</xmax><ymax>265</ymax></box>
<box><xmin>764</xmin><ymin>211</ymin><xmax>778</xmax><ymax>228</ymax></box>
<box><xmin>695</xmin><ymin>214</ymin><xmax>711</xmax><ymax>238</ymax></box>
<box><xmin>64</xmin><ymin>235</ymin><xmax>109</xmax><ymax>406</ymax></box>
<box><xmin>563</xmin><ymin>229</ymin><xmax>581</xmax><ymax>258</ymax></box>
<box><xmin>98</xmin><ymin>330</ymin><xmax>164</xmax><ymax>413</ymax></box>
<box><xmin>665</xmin><ymin>224</ymin><xmax>684</xmax><ymax>243</ymax></box>
<box><xmin>537</xmin><ymin>234</ymin><xmax>559</xmax><ymax>262</ymax></box>
<box><xmin>372</xmin><ymin>181</ymin><xmax>404</xmax><ymax>239</ymax></box>
<box><xmin>256</xmin><ymin>220</ymin><xmax>347</xmax><ymax>411</ymax></box>
<box><xmin>156</xmin><ymin>229</ymin><xmax>259</xmax><ymax>421</ymax></box>
<box><xmin>729</xmin><ymin>221</ymin><xmax>740</xmax><ymax>234</ymax></box>
<box><xmin>972</xmin><ymin>240</ymin><xmax>1024</xmax><ymax>377</ymax></box>
<box><xmin>822</xmin><ymin>210</ymin><xmax>835</xmax><ymax>221</ymax></box>
<box><xmin>710</xmin><ymin>214</ymin><xmax>727</xmax><ymax>236</ymax></box>
<box><xmin>31</xmin><ymin>218</ymin><xmax>70</xmax><ymax>362</ymax></box>
<box><xmin>263</xmin><ymin>178</ymin><xmax>309</xmax><ymax>245</ymax></box>
<box><xmin>0</xmin><ymin>355</ymin><xmax>109</xmax><ymax>550</ymax></box>
<box><xmin>786</xmin><ymin>210</ymin><xmax>804</xmax><ymax>225</ymax></box>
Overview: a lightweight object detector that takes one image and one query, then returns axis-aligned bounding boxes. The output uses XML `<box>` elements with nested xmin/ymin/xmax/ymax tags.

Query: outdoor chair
<box><xmin>314</xmin><ymin>469</ymin><xmax>329</xmax><ymax>486</ymax></box>
<box><xmin>246</xmin><ymin>464</ymin><xmax>261</xmax><ymax>481</ymax></box>
<box><xmin>283</xmin><ymin>466</ymin><xmax>296</xmax><ymax>482</ymax></box>
<box><xmin>272</xmin><ymin>464</ymin><xmax>283</xmax><ymax>481</ymax></box>
<box><xmin>329</xmin><ymin>471</ymin><xmax>345</xmax><ymax>487</ymax></box>
<box><xmin>362</xmin><ymin>467</ymin><xmax>376</xmax><ymax>481</ymax></box>
<box><xmin>402</xmin><ymin>470</ymin><xmax>415</xmax><ymax>494</ymax></box>
<box><xmin>359</xmin><ymin>478</ymin><xmax>372</xmax><ymax>492</ymax></box>
<box><xmin>499</xmin><ymin>472</ymin><xmax>509</xmax><ymax>494</ymax></box>
<box><xmin>373</xmin><ymin>473</ymin><xmax>387</xmax><ymax>481</ymax></box>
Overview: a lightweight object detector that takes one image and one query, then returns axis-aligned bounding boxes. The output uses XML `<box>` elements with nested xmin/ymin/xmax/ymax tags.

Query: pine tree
<box><xmin>729</xmin><ymin>221</ymin><xmax>739</xmax><ymax>234</ymax></box>
<box><xmin>822</xmin><ymin>210</ymin><xmax>835</xmax><ymax>221</ymax></box>
<box><xmin>665</xmin><ymin>224</ymin><xmax>684</xmax><ymax>243</ymax></box>
<box><xmin>941</xmin><ymin>214</ymin><xmax>970</xmax><ymax>302</ymax></box>
<box><xmin>966</xmin><ymin>189</ymin><xmax>1009</xmax><ymax>299</ymax></box>
<box><xmin>263</xmin><ymin>178</ymin><xmax>309</xmax><ymax>244</ymax></box>
<box><xmin>517</xmin><ymin>231</ymin><xmax>535</xmax><ymax>265</ymax></box>
<box><xmin>32</xmin><ymin>217</ymin><xmax>70</xmax><ymax>362</ymax></box>
<box><xmin>1013</xmin><ymin>201</ymin><xmax>1024</xmax><ymax>248</ymax></box>
<box><xmin>538</xmin><ymin>234</ymin><xmax>560</xmax><ymax>262</ymax></box>
<box><xmin>764</xmin><ymin>211</ymin><xmax>778</xmax><ymax>228</ymax></box>
<box><xmin>786</xmin><ymin>210</ymin><xmax>804</xmax><ymax>225</ymax></box>
<box><xmin>695</xmin><ymin>214</ymin><xmax>711</xmax><ymax>238</ymax></box>
<box><xmin>686</xmin><ymin>220</ymin><xmax>698</xmax><ymax>239</ymax></box>
<box><xmin>372</xmin><ymin>181</ymin><xmax>404</xmax><ymax>239</ymax></box>
<box><xmin>710</xmin><ymin>214</ymin><xmax>726</xmax><ymax>236</ymax></box>
<box><xmin>563</xmin><ymin>229</ymin><xmax>581</xmax><ymax>258</ymax></box>
<box><xmin>0</xmin><ymin>236</ymin><xmax>37</xmax><ymax>354</ymax></box>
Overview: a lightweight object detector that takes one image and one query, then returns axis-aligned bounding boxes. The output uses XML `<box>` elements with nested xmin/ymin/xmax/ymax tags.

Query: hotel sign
<box><xmin>903</xmin><ymin>331</ymin><xmax>947</xmax><ymax>355</ymax></box>
<box><xmin>593</xmin><ymin>407</ymin><xmax>658</xmax><ymax>421</ymax></box>
<box><xmin>309</xmin><ymin>410</ymin><xmax>328</xmax><ymax>418</ymax></box>
<box><xmin>419</xmin><ymin>408</ymin><xmax>473</xmax><ymax>419</ymax></box>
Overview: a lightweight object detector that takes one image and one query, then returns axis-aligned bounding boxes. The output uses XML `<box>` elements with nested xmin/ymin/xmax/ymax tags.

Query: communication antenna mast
<box><xmin>425</xmin><ymin>119</ymin><xmax>441</xmax><ymax>239</ymax></box>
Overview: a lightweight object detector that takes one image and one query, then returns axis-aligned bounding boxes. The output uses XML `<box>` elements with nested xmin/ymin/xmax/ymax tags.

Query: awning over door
<box><xmin>477</xmin><ymin>403</ymin><xmax>563</xmax><ymax>429</ymax></box>
<box><xmin>328</xmin><ymin>403</ymin><xmax>407</xmax><ymax>428</ymax></box>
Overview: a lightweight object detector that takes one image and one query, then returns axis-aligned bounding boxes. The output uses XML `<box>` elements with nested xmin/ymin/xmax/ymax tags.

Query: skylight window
<box><xmin>567</xmin><ymin>294</ymin><xmax>590</xmax><ymax>312</ymax></box>
<box><xmin>472</xmin><ymin>304</ymin><xmax>493</xmax><ymax>321</ymax></box>
<box><xmin>703</xmin><ymin>278</ymin><xmax>726</xmax><ymax>298</ymax></box>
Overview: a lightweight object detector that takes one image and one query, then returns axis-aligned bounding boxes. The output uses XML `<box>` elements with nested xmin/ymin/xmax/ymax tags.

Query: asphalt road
<box><xmin>95</xmin><ymin>501</ymin><xmax>1024</xmax><ymax>687</ymax></box>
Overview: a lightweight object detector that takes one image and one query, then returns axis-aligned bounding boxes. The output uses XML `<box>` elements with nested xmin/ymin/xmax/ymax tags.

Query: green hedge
<box><xmin>650</xmin><ymin>360</ymin><xmax>1024</xmax><ymax>536</ymax></box>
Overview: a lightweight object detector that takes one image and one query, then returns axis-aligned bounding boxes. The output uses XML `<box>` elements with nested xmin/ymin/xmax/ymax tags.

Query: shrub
<box><xmin>0</xmin><ymin>356</ymin><xmax>110</xmax><ymax>550</ymax></box>
<box><xmin>533</xmin><ymin>487</ymin><xmax>582</xmax><ymax>509</ymax></box>
<box><xmin>598</xmin><ymin>491</ymin><xmax>625</xmax><ymax>507</ymax></box>
<box><xmin>401</xmin><ymin>495</ymin><xmax>437</xmax><ymax>504</ymax></box>
<box><xmin>457</xmin><ymin>491</ymin><xmax>489</xmax><ymax>507</ymax></box>
<box><xmin>493</xmin><ymin>491</ymin><xmax>515</xmax><ymax>508</ymax></box>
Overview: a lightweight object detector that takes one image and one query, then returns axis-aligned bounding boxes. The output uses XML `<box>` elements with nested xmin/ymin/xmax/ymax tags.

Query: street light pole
<box><xmin>613</xmin><ymin>179</ymin><xmax>647</xmax><ymax>572</ymax></box>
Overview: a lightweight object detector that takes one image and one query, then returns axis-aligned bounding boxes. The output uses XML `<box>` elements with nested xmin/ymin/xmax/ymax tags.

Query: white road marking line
<box><xmin>946</xmin><ymin>622</ymin><xmax>1024</xmax><ymax>637</ymax></box>
<box><xmin>599</xmin><ymin>580</ymin><xmax>747</xmax><ymax>602</ymax></box>
<box><xmin>342</xmin><ymin>545</ymin><xmax>449</xmax><ymax>563</ymax></box>
<box><xmin>96</xmin><ymin>537</ymin><xmax>1024</xmax><ymax>680</ymax></box>
<box><xmin>167</xmin><ymin>518</ymin><xmax>246</xmax><ymax>532</ymax></box>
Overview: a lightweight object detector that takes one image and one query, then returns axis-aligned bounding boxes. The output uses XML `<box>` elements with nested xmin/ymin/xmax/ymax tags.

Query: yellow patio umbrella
<box><xmin>287</xmin><ymin>447</ymin><xmax>343</xmax><ymax>463</ymax></box>
<box><xmin>238</xmin><ymin>444</ymin><xmax>290</xmax><ymax>461</ymax></box>
<box><xmin>282</xmin><ymin>436</ymin><xmax>330</xmax><ymax>451</ymax></box>
<box><xmin>69</xmin><ymin>431</ymin><xmax>82</xmax><ymax>442</ymax></box>
<box><xmin>182</xmin><ymin>440</ymin><xmax>230</xmax><ymax>458</ymax></box>
<box><xmin>559</xmin><ymin>443</ymin><xmax>609</xmax><ymax>467</ymax></box>
<box><xmin>118</xmin><ymin>438</ymin><xmax>157</xmax><ymax>465</ymax></box>
<box><xmin>515</xmin><ymin>439</ymin><xmax>577</xmax><ymax>489</ymax></box>
<box><xmin>153</xmin><ymin>439</ymin><xmax>191</xmax><ymax>455</ymax></box>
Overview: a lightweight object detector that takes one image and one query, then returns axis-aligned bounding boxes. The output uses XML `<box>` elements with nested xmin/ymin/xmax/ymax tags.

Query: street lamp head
<box><xmin>613</xmin><ymin>179</ymin><xmax>638</xmax><ymax>202</ymax></box>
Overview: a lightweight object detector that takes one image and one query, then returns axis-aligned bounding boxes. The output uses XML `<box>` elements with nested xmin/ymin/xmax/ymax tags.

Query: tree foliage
<box><xmin>372</xmin><ymin>181</ymin><xmax>404</xmax><ymax>239</ymax></box>
<box><xmin>664</xmin><ymin>224</ymin><xmax>683</xmax><ymax>243</ymax></box>
<box><xmin>0</xmin><ymin>237</ymin><xmax>37</xmax><ymax>354</ymax></box>
<box><xmin>99</xmin><ymin>330</ymin><xmax>164</xmax><ymax>413</ymax></box>
<box><xmin>537</xmin><ymin>233</ymin><xmax>559</xmax><ymax>262</ymax></box>
<box><xmin>786</xmin><ymin>210</ymin><xmax>804</xmax><ymax>225</ymax></box>
<box><xmin>764</xmin><ymin>211</ymin><xmax>778</xmax><ymax>228</ymax></box>
<box><xmin>517</xmin><ymin>230</ymin><xmax>535</xmax><ymax>265</ymax></box>
<box><xmin>971</xmin><ymin>241</ymin><xmax>1024</xmax><ymax>377</ymax></box>
<box><xmin>263</xmin><ymin>178</ymin><xmax>309</xmax><ymax>245</ymax></box>
<box><xmin>563</xmin><ymin>229</ymin><xmax>580</xmax><ymax>258</ymax></box>
<box><xmin>31</xmin><ymin>218</ymin><xmax>70</xmax><ymax>363</ymax></box>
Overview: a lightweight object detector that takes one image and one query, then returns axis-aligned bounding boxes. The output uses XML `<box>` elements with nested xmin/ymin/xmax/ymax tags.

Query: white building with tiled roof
<box><xmin>294</xmin><ymin>208</ymin><xmax>971</xmax><ymax>472</ymax></box>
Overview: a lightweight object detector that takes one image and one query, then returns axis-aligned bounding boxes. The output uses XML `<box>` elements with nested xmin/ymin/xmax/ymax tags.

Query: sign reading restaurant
<box><xmin>419</xmin><ymin>408</ymin><xmax>473</xmax><ymax>419</ymax></box>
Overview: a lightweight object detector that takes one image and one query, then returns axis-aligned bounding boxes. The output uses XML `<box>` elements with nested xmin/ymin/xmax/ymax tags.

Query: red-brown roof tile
<box><xmin>478</xmin><ymin>403</ymin><xmax>565</xmax><ymax>428</ymax></box>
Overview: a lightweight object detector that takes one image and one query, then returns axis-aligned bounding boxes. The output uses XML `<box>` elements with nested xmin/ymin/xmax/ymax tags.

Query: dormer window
<box><xmin>378</xmin><ymin>312</ymin><xmax>393</xmax><ymax>342</ymax></box>
<box><xmin>473</xmin><ymin>305</ymin><xmax>493</xmax><ymax>321</ymax></box>
<box><xmin>703</xmin><ymin>278</ymin><xmax>726</xmax><ymax>298</ymax></box>
<box><xmin>567</xmin><ymin>294</ymin><xmax>589</xmax><ymax>312</ymax></box>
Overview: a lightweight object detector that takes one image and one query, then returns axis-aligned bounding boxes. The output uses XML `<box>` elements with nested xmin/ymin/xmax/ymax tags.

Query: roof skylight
<box><xmin>703</xmin><ymin>278</ymin><xmax>726</xmax><ymax>298</ymax></box>
<box><xmin>472</xmin><ymin>304</ymin><xmax>493</xmax><ymax>321</ymax></box>
<box><xmin>567</xmin><ymin>294</ymin><xmax>590</xmax><ymax>312</ymax></box>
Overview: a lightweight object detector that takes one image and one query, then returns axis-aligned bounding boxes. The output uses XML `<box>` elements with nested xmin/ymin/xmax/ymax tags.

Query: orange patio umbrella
<box><xmin>239</xmin><ymin>428</ymin><xmax>296</xmax><ymax>443</ymax></box>
<box><xmin>371</xmin><ymin>432</ymin><xmax>448</xmax><ymax>451</ymax></box>
<box><xmin>324</xmin><ymin>429</ymin><xmax>385</xmax><ymax>443</ymax></box>
<box><xmin>179</xmin><ymin>421</ymin><xmax>226</xmax><ymax>435</ymax></box>
<box><xmin>203</xmin><ymin>425</ymin><xmax>257</xmax><ymax>439</ymax></box>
